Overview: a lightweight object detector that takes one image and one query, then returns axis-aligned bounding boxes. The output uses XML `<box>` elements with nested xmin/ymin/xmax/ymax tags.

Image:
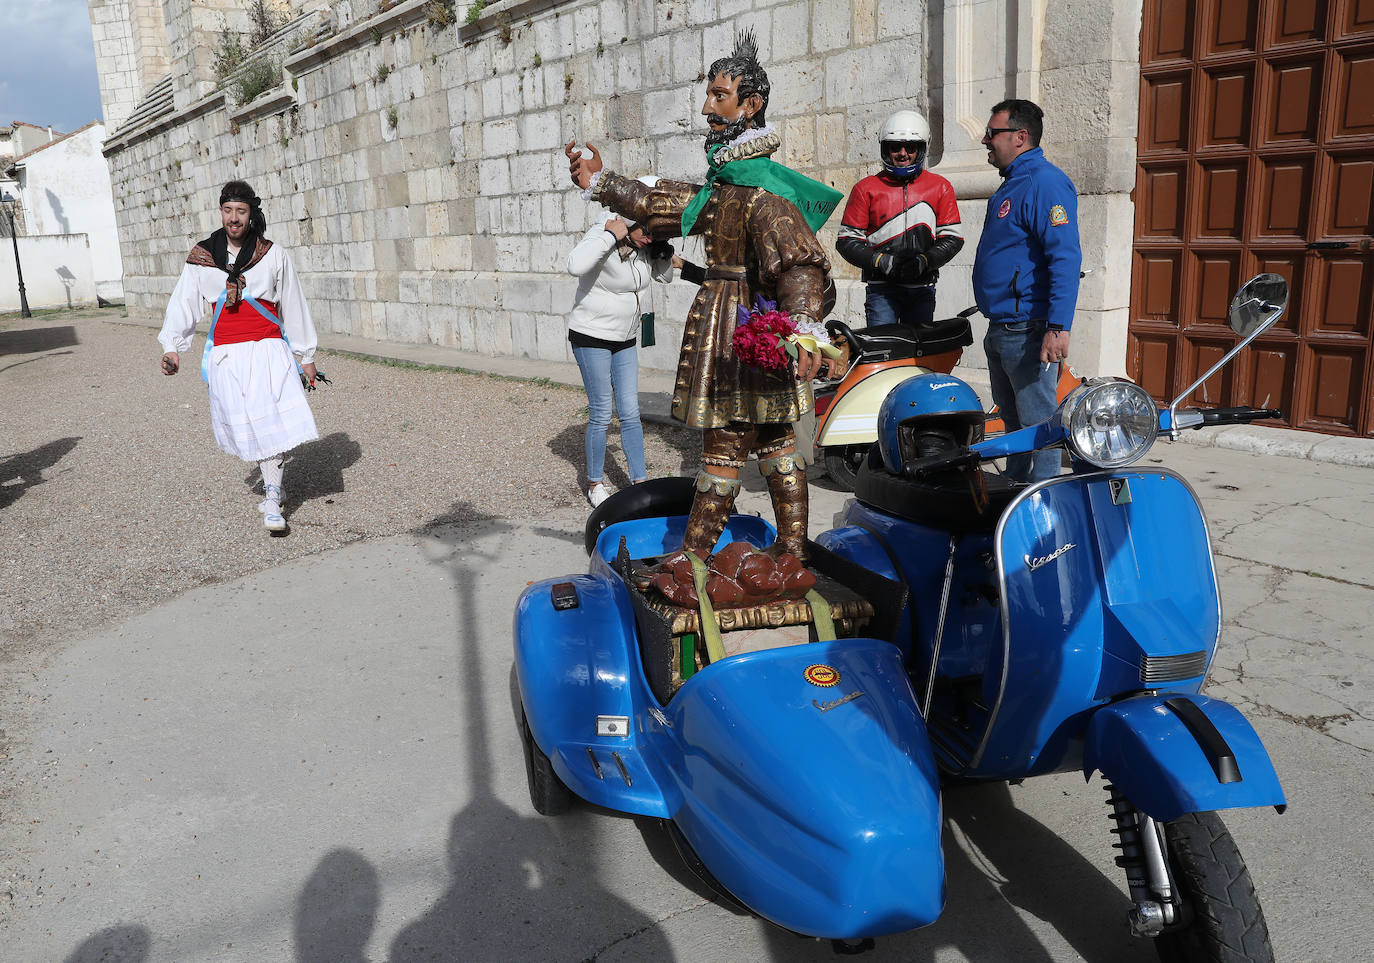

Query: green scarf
<box><xmin>680</xmin><ymin>142</ymin><xmax>843</xmax><ymax>237</ymax></box>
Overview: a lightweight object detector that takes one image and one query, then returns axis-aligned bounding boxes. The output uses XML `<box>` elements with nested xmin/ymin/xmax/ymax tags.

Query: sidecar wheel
<box><xmin>1154</xmin><ymin>811</ymin><xmax>1273</xmax><ymax>963</ymax></box>
<box><xmin>519</xmin><ymin>705</ymin><xmax>573</xmax><ymax>816</ymax></box>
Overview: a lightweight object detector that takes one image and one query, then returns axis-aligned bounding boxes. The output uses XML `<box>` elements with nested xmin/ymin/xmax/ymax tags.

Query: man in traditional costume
<box><xmin>567</xmin><ymin>31</ymin><xmax>843</xmax><ymax>570</ymax></box>
<box><xmin>158</xmin><ymin>180</ymin><xmax>321</xmax><ymax>533</ymax></box>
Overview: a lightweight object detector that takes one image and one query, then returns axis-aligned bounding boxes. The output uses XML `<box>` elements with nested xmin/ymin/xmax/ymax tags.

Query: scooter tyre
<box><xmin>662</xmin><ymin>819</ymin><xmax>749</xmax><ymax>914</ymax></box>
<box><xmin>584</xmin><ymin>476</ymin><xmax>697</xmax><ymax>556</ymax></box>
<box><xmin>519</xmin><ymin>703</ymin><xmax>573</xmax><ymax>816</ymax></box>
<box><xmin>1154</xmin><ymin>811</ymin><xmax>1273</xmax><ymax>963</ymax></box>
<box><xmin>823</xmin><ymin>444</ymin><xmax>868</xmax><ymax>492</ymax></box>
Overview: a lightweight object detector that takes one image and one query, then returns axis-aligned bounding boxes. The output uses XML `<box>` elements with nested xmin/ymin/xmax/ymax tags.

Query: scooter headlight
<box><xmin>1059</xmin><ymin>378</ymin><xmax>1159</xmax><ymax>469</ymax></box>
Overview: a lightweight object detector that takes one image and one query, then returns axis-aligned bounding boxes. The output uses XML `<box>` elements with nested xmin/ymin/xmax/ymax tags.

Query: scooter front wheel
<box><xmin>823</xmin><ymin>444</ymin><xmax>870</xmax><ymax>492</ymax></box>
<box><xmin>1154</xmin><ymin>811</ymin><xmax>1273</xmax><ymax>963</ymax></box>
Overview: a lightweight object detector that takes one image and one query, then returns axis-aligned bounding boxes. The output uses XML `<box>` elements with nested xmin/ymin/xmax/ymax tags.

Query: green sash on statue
<box><xmin>681</xmin><ymin>143</ymin><xmax>843</xmax><ymax>237</ymax></box>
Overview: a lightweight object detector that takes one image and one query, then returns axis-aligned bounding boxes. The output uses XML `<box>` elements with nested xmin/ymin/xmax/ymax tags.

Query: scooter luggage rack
<box><xmin>611</xmin><ymin>537</ymin><xmax>906</xmax><ymax>703</ymax></box>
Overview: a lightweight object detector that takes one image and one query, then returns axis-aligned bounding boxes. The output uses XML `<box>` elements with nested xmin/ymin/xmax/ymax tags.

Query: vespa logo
<box><xmin>813</xmin><ymin>691</ymin><xmax>865</xmax><ymax>713</ymax></box>
<box><xmin>1026</xmin><ymin>542</ymin><xmax>1077</xmax><ymax>572</ymax></box>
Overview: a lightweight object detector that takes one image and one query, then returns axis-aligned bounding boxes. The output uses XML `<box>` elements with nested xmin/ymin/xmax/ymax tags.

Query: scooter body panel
<box><xmin>1083</xmin><ymin>692</ymin><xmax>1286</xmax><ymax>821</ymax></box>
<box><xmin>514</xmin><ymin>571</ymin><xmax>677</xmax><ymax>817</ymax></box>
<box><xmin>973</xmin><ymin>470</ymin><xmax>1221</xmax><ymax>778</ymax></box>
<box><xmin>841</xmin><ymin>469</ymin><xmax>1224</xmax><ymax>781</ymax></box>
<box><xmin>817</xmin><ymin>362</ymin><xmax>927</xmax><ymax>447</ymax></box>
<box><xmin>667</xmin><ymin>639</ymin><xmax>946</xmax><ymax>938</ymax></box>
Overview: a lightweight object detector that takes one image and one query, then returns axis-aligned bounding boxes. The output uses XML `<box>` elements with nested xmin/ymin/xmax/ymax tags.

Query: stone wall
<box><xmin>101</xmin><ymin>0</ymin><xmax>1141</xmax><ymax>377</ymax></box>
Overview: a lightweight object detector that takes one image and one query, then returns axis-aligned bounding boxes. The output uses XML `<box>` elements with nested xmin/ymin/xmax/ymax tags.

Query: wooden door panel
<box><xmin>1142</xmin><ymin>74</ymin><xmax>1192</xmax><ymax>151</ymax></box>
<box><xmin>1202</xmin><ymin>0</ymin><xmax>1257</xmax><ymax>54</ymax></box>
<box><xmin>1247</xmin><ymin>343</ymin><xmax>1297</xmax><ymax>416</ymax></box>
<box><xmin>1311</xmin><ymin>255</ymin><xmax>1373</xmax><ymax>336</ymax></box>
<box><xmin>1254</xmin><ymin>251</ymin><xmax>1306</xmax><ymax>334</ymax></box>
<box><xmin>1332</xmin><ymin>49</ymin><xmax>1374</xmax><ymax>139</ymax></box>
<box><xmin>1194</xmin><ymin>252</ymin><xmax>1244</xmax><ymax>324</ymax></box>
<box><xmin>1139</xmin><ymin>164</ymin><xmax>1189</xmax><ymax>237</ymax></box>
<box><xmin>1128</xmin><ymin>334</ymin><xmax>1178</xmax><ymax>399</ymax></box>
<box><xmin>1302</xmin><ymin>345</ymin><xmax>1366</xmax><ymax>429</ymax></box>
<box><xmin>1256</xmin><ymin>156</ymin><xmax>1315</xmax><ymax>238</ymax></box>
<box><xmin>1263</xmin><ymin>57</ymin><xmax>1324</xmax><ymax>142</ymax></box>
<box><xmin>1201</xmin><ymin>66</ymin><xmax>1254</xmax><ymax>147</ymax></box>
<box><xmin>1135</xmin><ymin>250</ymin><xmax>1185</xmax><ymax>321</ymax></box>
<box><xmin>1270</xmin><ymin>0</ymin><xmax>1327</xmax><ymax>46</ymax></box>
<box><xmin>1340</xmin><ymin>0</ymin><xmax>1374</xmax><ymax>37</ymax></box>
<box><xmin>1183</xmin><ymin>337</ymin><xmax>1237</xmax><ymax>405</ymax></box>
<box><xmin>1145</xmin><ymin>0</ymin><xmax>1197</xmax><ymax>64</ymax></box>
<box><xmin>1326</xmin><ymin>154</ymin><xmax>1374</xmax><ymax>234</ymax></box>
<box><xmin>1197</xmin><ymin>161</ymin><xmax>1249</xmax><ymax>238</ymax></box>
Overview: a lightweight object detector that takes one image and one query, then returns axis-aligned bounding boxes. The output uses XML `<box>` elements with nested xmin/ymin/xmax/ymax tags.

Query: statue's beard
<box><xmin>704</xmin><ymin>114</ymin><xmax>754</xmax><ymax>149</ymax></box>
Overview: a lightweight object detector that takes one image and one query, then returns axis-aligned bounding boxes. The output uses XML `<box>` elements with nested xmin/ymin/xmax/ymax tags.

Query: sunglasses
<box><xmin>984</xmin><ymin>126</ymin><xmax>1024</xmax><ymax>139</ymax></box>
<box><xmin>882</xmin><ymin>141</ymin><xmax>925</xmax><ymax>152</ymax></box>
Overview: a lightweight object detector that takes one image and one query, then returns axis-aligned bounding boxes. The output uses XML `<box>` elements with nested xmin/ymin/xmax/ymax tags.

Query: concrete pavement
<box><xmin>5</xmin><ymin>325</ymin><xmax>1373</xmax><ymax>961</ymax></box>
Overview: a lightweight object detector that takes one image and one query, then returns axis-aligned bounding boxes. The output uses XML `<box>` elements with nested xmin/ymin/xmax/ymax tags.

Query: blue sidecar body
<box><xmin>514</xmin><ymin>514</ymin><xmax>946</xmax><ymax>939</ymax></box>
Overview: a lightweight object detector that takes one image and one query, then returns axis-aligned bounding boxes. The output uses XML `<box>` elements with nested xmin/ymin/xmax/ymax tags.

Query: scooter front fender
<box><xmin>1083</xmin><ymin>693</ymin><xmax>1285</xmax><ymax>822</ymax></box>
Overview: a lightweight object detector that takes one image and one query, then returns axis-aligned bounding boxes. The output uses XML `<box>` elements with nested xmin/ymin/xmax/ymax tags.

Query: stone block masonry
<box><xmin>99</xmin><ymin>0</ymin><xmax>1138</xmax><ymax>379</ymax></box>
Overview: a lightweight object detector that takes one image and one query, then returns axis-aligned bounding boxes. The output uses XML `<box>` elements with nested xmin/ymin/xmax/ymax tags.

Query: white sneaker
<box><xmin>587</xmin><ymin>483</ymin><xmax>610</xmax><ymax>508</ymax></box>
<box><xmin>259</xmin><ymin>484</ymin><xmax>287</xmax><ymax>532</ymax></box>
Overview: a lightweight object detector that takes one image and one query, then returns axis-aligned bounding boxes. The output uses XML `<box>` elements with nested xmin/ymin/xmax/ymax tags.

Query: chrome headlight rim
<box><xmin>1059</xmin><ymin>377</ymin><xmax>1159</xmax><ymax>469</ymax></box>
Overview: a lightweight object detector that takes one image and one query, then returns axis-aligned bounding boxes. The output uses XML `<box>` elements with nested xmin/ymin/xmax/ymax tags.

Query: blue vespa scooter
<box><xmin>817</xmin><ymin>272</ymin><xmax>1290</xmax><ymax>957</ymax></box>
<box><xmin>513</xmin><ymin>274</ymin><xmax>1288</xmax><ymax>956</ymax></box>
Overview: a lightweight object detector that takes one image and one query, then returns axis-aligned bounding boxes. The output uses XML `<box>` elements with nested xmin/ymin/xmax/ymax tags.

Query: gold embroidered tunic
<box><xmin>591</xmin><ymin>135</ymin><xmax>835</xmax><ymax>428</ymax></box>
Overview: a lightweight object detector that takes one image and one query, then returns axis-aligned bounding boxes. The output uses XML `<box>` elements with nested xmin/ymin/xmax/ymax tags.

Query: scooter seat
<box><xmin>826</xmin><ymin>316</ymin><xmax>973</xmax><ymax>364</ymax></box>
<box><xmin>853</xmin><ymin>445</ymin><xmax>1020</xmax><ymax>534</ymax></box>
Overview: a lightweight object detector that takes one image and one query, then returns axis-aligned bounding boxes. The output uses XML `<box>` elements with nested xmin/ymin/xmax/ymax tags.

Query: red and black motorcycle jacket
<box><xmin>837</xmin><ymin>169</ymin><xmax>964</xmax><ymax>286</ymax></box>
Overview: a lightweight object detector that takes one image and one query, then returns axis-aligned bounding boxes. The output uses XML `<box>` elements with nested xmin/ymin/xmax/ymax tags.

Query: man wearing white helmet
<box><xmin>837</xmin><ymin>109</ymin><xmax>964</xmax><ymax>328</ymax></box>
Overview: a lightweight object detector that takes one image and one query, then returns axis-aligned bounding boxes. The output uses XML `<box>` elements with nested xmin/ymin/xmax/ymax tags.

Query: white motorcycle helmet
<box><xmin>880</xmin><ymin>109</ymin><xmax>931</xmax><ymax>178</ymax></box>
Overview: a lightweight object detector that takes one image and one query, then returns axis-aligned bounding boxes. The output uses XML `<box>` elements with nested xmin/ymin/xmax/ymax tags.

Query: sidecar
<box><xmin>513</xmin><ymin>491</ymin><xmax>946</xmax><ymax>940</ymax></box>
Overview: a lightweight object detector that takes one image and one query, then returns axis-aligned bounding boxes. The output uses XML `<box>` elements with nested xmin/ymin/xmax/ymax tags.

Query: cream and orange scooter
<box><xmin>815</xmin><ymin>310</ymin><xmax>1085</xmax><ymax>488</ymax></box>
<box><xmin>814</xmin><ymin>310</ymin><xmax>975</xmax><ymax>490</ymax></box>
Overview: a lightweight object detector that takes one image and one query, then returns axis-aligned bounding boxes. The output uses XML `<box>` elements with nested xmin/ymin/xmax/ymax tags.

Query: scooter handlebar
<box><xmin>1197</xmin><ymin>406</ymin><xmax>1283</xmax><ymax>426</ymax></box>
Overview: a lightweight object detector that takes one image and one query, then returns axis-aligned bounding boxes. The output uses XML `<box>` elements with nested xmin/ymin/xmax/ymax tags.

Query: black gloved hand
<box><xmin>888</xmin><ymin>253</ymin><xmax>931</xmax><ymax>284</ymax></box>
<box><xmin>648</xmin><ymin>240</ymin><xmax>675</xmax><ymax>260</ymax></box>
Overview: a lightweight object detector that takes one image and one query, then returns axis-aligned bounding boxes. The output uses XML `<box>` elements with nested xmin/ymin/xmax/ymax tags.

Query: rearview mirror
<box><xmin>1168</xmin><ymin>274</ymin><xmax>1290</xmax><ymax>434</ymax></box>
<box><xmin>1228</xmin><ymin>273</ymin><xmax>1289</xmax><ymax>338</ymax></box>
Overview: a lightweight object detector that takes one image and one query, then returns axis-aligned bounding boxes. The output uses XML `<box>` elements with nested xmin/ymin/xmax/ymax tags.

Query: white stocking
<box><xmin>260</xmin><ymin>456</ymin><xmax>284</xmax><ymax>501</ymax></box>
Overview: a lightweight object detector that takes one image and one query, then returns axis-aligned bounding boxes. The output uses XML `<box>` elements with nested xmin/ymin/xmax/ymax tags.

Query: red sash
<box><xmin>212</xmin><ymin>299</ymin><xmax>281</xmax><ymax>345</ymax></box>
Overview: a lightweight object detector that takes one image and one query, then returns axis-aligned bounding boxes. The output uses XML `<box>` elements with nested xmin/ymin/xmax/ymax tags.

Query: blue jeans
<box><xmin>572</xmin><ymin>344</ymin><xmax>647</xmax><ymax>484</ymax></box>
<box><xmin>865</xmin><ymin>283</ymin><xmax>936</xmax><ymax>327</ymax></box>
<box><xmin>984</xmin><ymin>320</ymin><xmax>1060</xmax><ymax>484</ymax></box>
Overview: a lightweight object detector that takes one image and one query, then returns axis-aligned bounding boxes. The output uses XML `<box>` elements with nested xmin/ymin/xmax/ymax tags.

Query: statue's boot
<box><xmin>681</xmin><ymin>471</ymin><xmax>742</xmax><ymax>561</ymax></box>
<box><xmin>761</xmin><ymin>452</ymin><xmax>809</xmax><ymax>562</ymax></box>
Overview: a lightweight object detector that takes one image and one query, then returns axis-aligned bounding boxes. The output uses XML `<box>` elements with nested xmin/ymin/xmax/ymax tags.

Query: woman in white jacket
<box><xmin>567</xmin><ymin>199</ymin><xmax>674</xmax><ymax>507</ymax></box>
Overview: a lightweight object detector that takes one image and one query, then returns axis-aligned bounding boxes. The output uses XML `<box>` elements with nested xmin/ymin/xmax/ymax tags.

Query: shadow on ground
<box><xmin>241</xmin><ymin>431</ymin><xmax>363</xmax><ymax>516</ymax></box>
<box><xmin>0</xmin><ymin>436</ymin><xmax>80</xmax><ymax>511</ymax></box>
<box><xmin>0</xmin><ymin>325</ymin><xmax>79</xmax><ymax>356</ymax></box>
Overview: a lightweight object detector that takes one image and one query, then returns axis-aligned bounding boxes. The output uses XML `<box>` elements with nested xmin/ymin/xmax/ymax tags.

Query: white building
<box><xmin>5</xmin><ymin>121</ymin><xmax>125</xmax><ymax>304</ymax></box>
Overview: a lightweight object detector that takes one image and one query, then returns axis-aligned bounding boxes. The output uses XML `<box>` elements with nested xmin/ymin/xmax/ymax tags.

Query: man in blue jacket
<box><xmin>972</xmin><ymin>99</ymin><xmax>1082</xmax><ymax>483</ymax></box>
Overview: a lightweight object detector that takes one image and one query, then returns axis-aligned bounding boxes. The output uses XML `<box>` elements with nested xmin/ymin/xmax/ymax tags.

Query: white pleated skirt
<box><xmin>206</xmin><ymin>338</ymin><xmax>319</xmax><ymax>462</ymax></box>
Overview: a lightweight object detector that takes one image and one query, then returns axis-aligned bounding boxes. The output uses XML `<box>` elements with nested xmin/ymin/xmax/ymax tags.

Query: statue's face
<box><xmin>701</xmin><ymin>72</ymin><xmax>759</xmax><ymax>132</ymax></box>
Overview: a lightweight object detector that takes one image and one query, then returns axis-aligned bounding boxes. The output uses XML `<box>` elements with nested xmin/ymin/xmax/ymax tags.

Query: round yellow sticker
<box><xmin>804</xmin><ymin>664</ymin><xmax>841</xmax><ymax>687</ymax></box>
